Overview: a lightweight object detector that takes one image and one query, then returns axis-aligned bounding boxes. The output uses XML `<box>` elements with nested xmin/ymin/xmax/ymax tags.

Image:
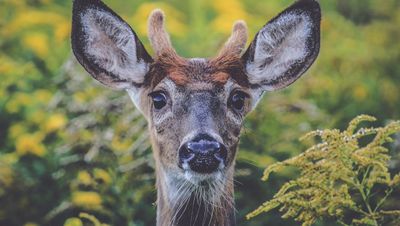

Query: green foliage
<box><xmin>247</xmin><ymin>115</ymin><xmax>400</xmax><ymax>226</ymax></box>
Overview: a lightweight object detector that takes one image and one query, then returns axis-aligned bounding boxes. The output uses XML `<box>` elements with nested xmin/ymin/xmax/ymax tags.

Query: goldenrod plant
<box><xmin>247</xmin><ymin>115</ymin><xmax>400</xmax><ymax>226</ymax></box>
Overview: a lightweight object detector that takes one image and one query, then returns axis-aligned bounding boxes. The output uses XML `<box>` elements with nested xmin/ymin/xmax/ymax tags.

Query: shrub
<box><xmin>248</xmin><ymin>115</ymin><xmax>400</xmax><ymax>226</ymax></box>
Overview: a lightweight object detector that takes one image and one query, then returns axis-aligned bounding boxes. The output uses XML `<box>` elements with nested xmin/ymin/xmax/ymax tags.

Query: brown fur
<box><xmin>144</xmin><ymin>55</ymin><xmax>249</xmax><ymax>88</ymax></box>
<box><xmin>209</xmin><ymin>54</ymin><xmax>249</xmax><ymax>87</ymax></box>
<box><xmin>157</xmin><ymin>53</ymin><xmax>189</xmax><ymax>85</ymax></box>
<box><xmin>211</xmin><ymin>72</ymin><xmax>230</xmax><ymax>84</ymax></box>
<box><xmin>143</xmin><ymin>53</ymin><xmax>187</xmax><ymax>87</ymax></box>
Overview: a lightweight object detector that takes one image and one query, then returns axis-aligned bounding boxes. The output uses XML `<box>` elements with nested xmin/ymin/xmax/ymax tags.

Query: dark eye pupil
<box><xmin>151</xmin><ymin>92</ymin><xmax>167</xmax><ymax>110</ymax></box>
<box><xmin>231</xmin><ymin>93</ymin><xmax>245</xmax><ymax>110</ymax></box>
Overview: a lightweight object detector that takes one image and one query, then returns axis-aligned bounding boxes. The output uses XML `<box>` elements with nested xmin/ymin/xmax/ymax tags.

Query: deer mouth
<box><xmin>183</xmin><ymin>169</ymin><xmax>224</xmax><ymax>185</ymax></box>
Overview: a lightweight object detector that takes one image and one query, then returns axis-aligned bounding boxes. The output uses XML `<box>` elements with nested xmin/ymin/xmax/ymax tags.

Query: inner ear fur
<box><xmin>242</xmin><ymin>0</ymin><xmax>321</xmax><ymax>91</ymax></box>
<box><xmin>71</xmin><ymin>0</ymin><xmax>153</xmax><ymax>89</ymax></box>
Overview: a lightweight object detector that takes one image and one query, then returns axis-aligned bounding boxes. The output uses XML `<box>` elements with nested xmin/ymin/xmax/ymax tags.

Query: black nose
<box><xmin>179</xmin><ymin>135</ymin><xmax>227</xmax><ymax>174</ymax></box>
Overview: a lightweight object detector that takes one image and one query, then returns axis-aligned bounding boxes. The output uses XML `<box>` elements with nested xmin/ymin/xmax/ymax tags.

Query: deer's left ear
<box><xmin>71</xmin><ymin>0</ymin><xmax>153</xmax><ymax>90</ymax></box>
<box><xmin>242</xmin><ymin>0</ymin><xmax>321</xmax><ymax>92</ymax></box>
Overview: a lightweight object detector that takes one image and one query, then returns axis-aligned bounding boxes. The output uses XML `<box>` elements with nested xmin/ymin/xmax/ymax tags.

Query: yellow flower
<box><xmin>77</xmin><ymin>171</ymin><xmax>92</xmax><ymax>186</ymax></box>
<box><xmin>94</xmin><ymin>169</ymin><xmax>112</xmax><ymax>185</ymax></box>
<box><xmin>44</xmin><ymin>113</ymin><xmax>67</xmax><ymax>133</ymax></box>
<box><xmin>34</xmin><ymin>89</ymin><xmax>52</xmax><ymax>103</ymax></box>
<box><xmin>0</xmin><ymin>165</ymin><xmax>14</xmax><ymax>187</ymax></box>
<box><xmin>0</xmin><ymin>153</ymin><xmax>18</xmax><ymax>165</ymax></box>
<box><xmin>64</xmin><ymin>218</ymin><xmax>83</xmax><ymax>226</ymax></box>
<box><xmin>24</xmin><ymin>223</ymin><xmax>39</xmax><ymax>226</ymax></box>
<box><xmin>0</xmin><ymin>57</ymin><xmax>15</xmax><ymax>74</ymax></box>
<box><xmin>73</xmin><ymin>88</ymin><xmax>99</xmax><ymax>104</ymax></box>
<box><xmin>16</xmin><ymin>133</ymin><xmax>46</xmax><ymax>157</ymax></box>
<box><xmin>73</xmin><ymin>92</ymin><xmax>88</xmax><ymax>104</ymax></box>
<box><xmin>55</xmin><ymin>21</ymin><xmax>71</xmax><ymax>43</ymax></box>
<box><xmin>22</xmin><ymin>32</ymin><xmax>49</xmax><ymax>58</ymax></box>
<box><xmin>72</xmin><ymin>191</ymin><xmax>102</xmax><ymax>209</ymax></box>
<box><xmin>27</xmin><ymin>110</ymin><xmax>46</xmax><ymax>125</ymax></box>
<box><xmin>353</xmin><ymin>85</ymin><xmax>368</xmax><ymax>101</ymax></box>
<box><xmin>211</xmin><ymin>0</ymin><xmax>248</xmax><ymax>34</ymax></box>
<box><xmin>5</xmin><ymin>93</ymin><xmax>30</xmax><ymax>113</ymax></box>
<box><xmin>3</xmin><ymin>10</ymin><xmax>67</xmax><ymax>37</ymax></box>
<box><xmin>0</xmin><ymin>153</ymin><xmax>18</xmax><ymax>187</ymax></box>
<box><xmin>111</xmin><ymin>135</ymin><xmax>131</xmax><ymax>152</ymax></box>
<box><xmin>9</xmin><ymin>123</ymin><xmax>27</xmax><ymax>139</ymax></box>
<box><xmin>79</xmin><ymin>213</ymin><xmax>109</xmax><ymax>226</ymax></box>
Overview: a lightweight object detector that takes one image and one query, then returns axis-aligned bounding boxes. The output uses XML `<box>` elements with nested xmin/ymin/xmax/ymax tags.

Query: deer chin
<box><xmin>162</xmin><ymin>168</ymin><xmax>228</xmax><ymax>199</ymax></box>
<box><xmin>183</xmin><ymin>170</ymin><xmax>225</xmax><ymax>186</ymax></box>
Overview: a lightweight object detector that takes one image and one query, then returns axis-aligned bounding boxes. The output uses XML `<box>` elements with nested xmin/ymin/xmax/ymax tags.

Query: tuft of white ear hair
<box><xmin>147</xmin><ymin>9</ymin><xmax>177</xmax><ymax>58</ymax></box>
<box><xmin>217</xmin><ymin>20</ymin><xmax>248</xmax><ymax>57</ymax></box>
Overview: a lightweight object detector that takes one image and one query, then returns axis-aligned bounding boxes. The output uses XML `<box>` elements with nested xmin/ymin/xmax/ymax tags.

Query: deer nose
<box><xmin>179</xmin><ymin>135</ymin><xmax>227</xmax><ymax>174</ymax></box>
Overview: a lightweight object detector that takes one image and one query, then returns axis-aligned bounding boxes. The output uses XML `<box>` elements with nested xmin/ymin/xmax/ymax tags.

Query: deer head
<box><xmin>71</xmin><ymin>0</ymin><xmax>321</xmax><ymax>225</ymax></box>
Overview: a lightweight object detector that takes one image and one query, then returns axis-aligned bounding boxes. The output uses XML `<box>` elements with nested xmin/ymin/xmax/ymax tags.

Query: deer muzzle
<box><xmin>178</xmin><ymin>134</ymin><xmax>227</xmax><ymax>174</ymax></box>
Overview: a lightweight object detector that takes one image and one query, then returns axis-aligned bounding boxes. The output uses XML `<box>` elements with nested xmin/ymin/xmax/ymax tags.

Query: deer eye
<box><xmin>229</xmin><ymin>91</ymin><xmax>248</xmax><ymax>111</ymax></box>
<box><xmin>149</xmin><ymin>91</ymin><xmax>167</xmax><ymax>110</ymax></box>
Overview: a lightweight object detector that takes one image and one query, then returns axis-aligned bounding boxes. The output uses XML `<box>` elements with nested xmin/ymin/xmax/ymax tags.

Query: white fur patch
<box><xmin>126</xmin><ymin>87</ymin><xmax>144</xmax><ymax>113</ymax></box>
<box><xmin>246</xmin><ymin>12</ymin><xmax>312</xmax><ymax>90</ymax></box>
<box><xmin>188</xmin><ymin>58</ymin><xmax>207</xmax><ymax>63</ymax></box>
<box><xmin>81</xmin><ymin>8</ymin><xmax>149</xmax><ymax>88</ymax></box>
<box><xmin>163</xmin><ymin>168</ymin><xmax>228</xmax><ymax>210</ymax></box>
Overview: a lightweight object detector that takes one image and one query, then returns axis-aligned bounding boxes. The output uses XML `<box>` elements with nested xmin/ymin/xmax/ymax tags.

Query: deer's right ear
<box><xmin>71</xmin><ymin>0</ymin><xmax>153</xmax><ymax>90</ymax></box>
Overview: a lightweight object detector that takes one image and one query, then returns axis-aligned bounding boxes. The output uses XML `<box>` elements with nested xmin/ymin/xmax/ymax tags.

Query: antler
<box><xmin>217</xmin><ymin>20</ymin><xmax>248</xmax><ymax>58</ymax></box>
<box><xmin>148</xmin><ymin>9</ymin><xmax>177</xmax><ymax>58</ymax></box>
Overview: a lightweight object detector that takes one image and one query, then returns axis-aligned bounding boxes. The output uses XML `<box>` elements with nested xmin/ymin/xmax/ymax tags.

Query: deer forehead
<box><xmin>147</xmin><ymin>57</ymin><xmax>249</xmax><ymax>90</ymax></box>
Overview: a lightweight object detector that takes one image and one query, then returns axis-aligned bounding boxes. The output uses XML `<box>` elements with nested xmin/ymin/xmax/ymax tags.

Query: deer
<box><xmin>71</xmin><ymin>0</ymin><xmax>321</xmax><ymax>225</ymax></box>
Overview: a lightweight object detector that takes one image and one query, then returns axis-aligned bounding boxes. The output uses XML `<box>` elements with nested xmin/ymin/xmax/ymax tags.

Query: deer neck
<box><xmin>155</xmin><ymin>167</ymin><xmax>236</xmax><ymax>226</ymax></box>
<box><xmin>151</xmin><ymin>140</ymin><xmax>236</xmax><ymax>226</ymax></box>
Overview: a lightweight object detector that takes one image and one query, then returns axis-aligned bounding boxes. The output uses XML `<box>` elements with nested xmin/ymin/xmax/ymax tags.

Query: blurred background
<box><xmin>1</xmin><ymin>0</ymin><xmax>399</xmax><ymax>225</ymax></box>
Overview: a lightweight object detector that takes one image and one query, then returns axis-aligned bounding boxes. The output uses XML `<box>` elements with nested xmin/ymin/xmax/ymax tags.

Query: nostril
<box><xmin>179</xmin><ymin>135</ymin><xmax>228</xmax><ymax>173</ymax></box>
<box><xmin>179</xmin><ymin>145</ymin><xmax>195</xmax><ymax>162</ymax></box>
<box><xmin>214</xmin><ymin>145</ymin><xmax>227</xmax><ymax>163</ymax></box>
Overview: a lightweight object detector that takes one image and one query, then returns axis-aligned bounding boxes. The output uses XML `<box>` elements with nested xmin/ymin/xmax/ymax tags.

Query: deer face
<box><xmin>71</xmin><ymin>0</ymin><xmax>320</xmax><ymax>187</ymax></box>
<box><xmin>139</xmin><ymin>57</ymin><xmax>252</xmax><ymax>182</ymax></box>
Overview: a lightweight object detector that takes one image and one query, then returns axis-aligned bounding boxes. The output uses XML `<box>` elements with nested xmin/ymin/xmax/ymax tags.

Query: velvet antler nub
<box><xmin>217</xmin><ymin>20</ymin><xmax>248</xmax><ymax>57</ymax></box>
<box><xmin>148</xmin><ymin>9</ymin><xmax>177</xmax><ymax>58</ymax></box>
